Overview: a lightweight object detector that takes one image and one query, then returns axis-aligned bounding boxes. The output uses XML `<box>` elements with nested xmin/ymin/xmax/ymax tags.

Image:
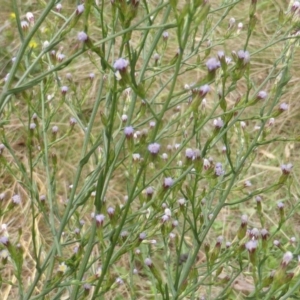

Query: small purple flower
<box><xmin>145</xmin><ymin>186</ymin><xmax>154</xmax><ymax>197</ymax></box>
<box><xmin>145</xmin><ymin>258</ymin><xmax>153</xmax><ymax>267</ymax></box>
<box><xmin>124</xmin><ymin>126</ymin><xmax>134</xmax><ymax>138</ymax></box>
<box><xmin>281</xmin><ymin>163</ymin><xmax>293</xmax><ymax>175</ymax></box>
<box><xmin>148</xmin><ymin>143</ymin><xmax>160</xmax><ymax>154</ymax></box>
<box><xmin>61</xmin><ymin>86</ymin><xmax>68</xmax><ymax>94</ymax></box>
<box><xmin>185</xmin><ymin>148</ymin><xmax>194</xmax><ymax>160</ymax></box>
<box><xmin>206</xmin><ymin>57</ymin><xmax>221</xmax><ymax>72</ymax></box>
<box><xmin>0</xmin><ymin>236</ymin><xmax>9</xmax><ymax>246</ymax></box>
<box><xmin>213</xmin><ymin>117</ymin><xmax>224</xmax><ymax>129</ymax></box>
<box><xmin>78</xmin><ymin>31</ymin><xmax>88</xmax><ymax>42</ymax></box>
<box><xmin>12</xmin><ymin>194</ymin><xmax>21</xmax><ymax>205</ymax></box>
<box><xmin>114</xmin><ymin>58</ymin><xmax>129</xmax><ymax>72</ymax></box>
<box><xmin>277</xmin><ymin>201</ymin><xmax>284</xmax><ymax>210</ymax></box>
<box><xmin>163</xmin><ymin>177</ymin><xmax>174</xmax><ymax>188</ymax></box>
<box><xmin>279</xmin><ymin>102</ymin><xmax>288</xmax><ymax>111</ymax></box>
<box><xmin>162</xmin><ymin>31</ymin><xmax>169</xmax><ymax>40</ymax></box>
<box><xmin>245</xmin><ymin>240</ymin><xmax>258</xmax><ymax>253</ymax></box>
<box><xmin>199</xmin><ymin>84</ymin><xmax>210</xmax><ymax>97</ymax></box>
<box><xmin>139</xmin><ymin>232</ymin><xmax>146</xmax><ymax>240</ymax></box>
<box><xmin>215</xmin><ymin>162</ymin><xmax>224</xmax><ymax>176</ymax></box>
<box><xmin>256</xmin><ymin>90</ymin><xmax>268</xmax><ymax>100</ymax></box>
<box><xmin>237</xmin><ymin>50</ymin><xmax>250</xmax><ymax>65</ymax></box>
<box><xmin>292</xmin><ymin>1</ymin><xmax>300</xmax><ymax>12</ymax></box>
<box><xmin>21</xmin><ymin>21</ymin><xmax>29</xmax><ymax>30</ymax></box>
<box><xmin>56</xmin><ymin>3</ymin><xmax>62</xmax><ymax>12</ymax></box>
<box><xmin>57</xmin><ymin>53</ymin><xmax>65</xmax><ymax>62</ymax></box>
<box><xmin>261</xmin><ymin>228</ymin><xmax>269</xmax><ymax>240</ymax></box>
<box><xmin>281</xmin><ymin>251</ymin><xmax>293</xmax><ymax>267</ymax></box>
<box><xmin>76</xmin><ymin>4</ymin><xmax>84</xmax><ymax>14</ymax></box>
<box><xmin>107</xmin><ymin>207</ymin><xmax>115</xmax><ymax>217</ymax></box>
<box><xmin>95</xmin><ymin>214</ymin><xmax>105</xmax><ymax>226</ymax></box>
<box><xmin>241</xmin><ymin>214</ymin><xmax>248</xmax><ymax>226</ymax></box>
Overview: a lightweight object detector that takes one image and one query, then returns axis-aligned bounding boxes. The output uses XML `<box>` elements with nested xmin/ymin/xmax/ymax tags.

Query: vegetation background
<box><xmin>0</xmin><ymin>0</ymin><xmax>300</xmax><ymax>299</ymax></box>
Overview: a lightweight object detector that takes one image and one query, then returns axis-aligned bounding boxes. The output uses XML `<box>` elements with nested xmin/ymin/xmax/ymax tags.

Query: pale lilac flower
<box><xmin>107</xmin><ymin>207</ymin><xmax>115</xmax><ymax>217</ymax></box>
<box><xmin>161</xmin><ymin>214</ymin><xmax>170</xmax><ymax>223</ymax></box>
<box><xmin>52</xmin><ymin>126</ymin><xmax>59</xmax><ymax>134</ymax></box>
<box><xmin>267</xmin><ymin>118</ymin><xmax>275</xmax><ymax>127</ymax></box>
<box><xmin>95</xmin><ymin>214</ymin><xmax>105</xmax><ymax>226</ymax></box>
<box><xmin>145</xmin><ymin>258</ymin><xmax>152</xmax><ymax>267</ymax></box>
<box><xmin>124</xmin><ymin>126</ymin><xmax>134</xmax><ymax>138</ymax></box>
<box><xmin>203</xmin><ymin>158</ymin><xmax>210</xmax><ymax>170</ymax></box>
<box><xmin>213</xmin><ymin>117</ymin><xmax>224</xmax><ymax>129</ymax></box>
<box><xmin>281</xmin><ymin>252</ymin><xmax>293</xmax><ymax>267</ymax></box>
<box><xmin>145</xmin><ymin>187</ymin><xmax>154</xmax><ymax>197</ymax></box>
<box><xmin>172</xmin><ymin>220</ymin><xmax>179</xmax><ymax>227</ymax></box>
<box><xmin>250</xmin><ymin>228</ymin><xmax>259</xmax><ymax>239</ymax></box>
<box><xmin>114</xmin><ymin>58</ymin><xmax>129</xmax><ymax>72</ymax></box>
<box><xmin>77</xmin><ymin>31</ymin><xmax>88</xmax><ymax>42</ymax></box>
<box><xmin>162</xmin><ymin>31</ymin><xmax>169</xmax><ymax>40</ymax></box>
<box><xmin>26</xmin><ymin>12</ymin><xmax>34</xmax><ymax>23</ymax></box>
<box><xmin>178</xmin><ymin>198</ymin><xmax>186</xmax><ymax>206</ymax></box>
<box><xmin>56</xmin><ymin>3</ymin><xmax>62</xmax><ymax>12</ymax></box>
<box><xmin>199</xmin><ymin>84</ymin><xmax>210</xmax><ymax>97</ymax></box>
<box><xmin>226</xmin><ymin>241</ymin><xmax>231</xmax><ymax>248</ymax></box>
<box><xmin>21</xmin><ymin>21</ymin><xmax>29</xmax><ymax>30</ymax></box>
<box><xmin>237</xmin><ymin>50</ymin><xmax>250</xmax><ymax>64</ymax></box>
<box><xmin>165</xmin><ymin>208</ymin><xmax>171</xmax><ymax>217</ymax></box>
<box><xmin>139</xmin><ymin>232</ymin><xmax>146</xmax><ymax>240</ymax></box>
<box><xmin>215</xmin><ymin>162</ymin><xmax>224</xmax><ymax>176</ymax></box>
<box><xmin>30</xmin><ymin>123</ymin><xmax>36</xmax><ymax>130</ymax></box>
<box><xmin>279</xmin><ymin>102</ymin><xmax>288</xmax><ymax>111</ymax></box>
<box><xmin>149</xmin><ymin>121</ymin><xmax>156</xmax><ymax>128</ymax></box>
<box><xmin>217</xmin><ymin>51</ymin><xmax>225</xmax><ymax>60</ymax></box>
<box><xmin>116</xmin><ymin>277</ymin><xmax>124</xmax><ymax>285</ymax></box>
<box><xmin>0</xmin><ymin>236</ymin><xmax>9</xmax><ymax>246</ymax></box>
<box><xmin>70</xmin><ymin>117</ymin><xmax>77</xmax><ymax>126</ymax></box>
<box><xmin>57</xmin><ymin>53</ymin><xmax>65</xmax><ymax>62</ymax></box>
<box><xmin>241</xmin><ymin>214</ymin><xmax>248</xmax><ymax>226</ymax></box>
<box><xmin>66</xmin><ymin>73</ymin><xmax>72</xmax><ymax>80</ymax></box>
<box><xmin>228</xmin><ymin>17</ymin><xmax>235</xmax><ymax>28</ymax></box>
<box><xmin>121</xmin><ymin>231</ymin><xmax>129</xmax><ymax>238</ymax></box>
<box><xmin>76</xmin><ymin>4</ymin><xmax>84</xmax><ymax>14</ymax></box>
<box><xmin>206</xmin><ymin>57</ymin><xmax>221</xmax><ymax>72</ymax></box>
<box><xmin>277</xmin><ymin>202</ymin><xmax>284</xmax><ymax>209</ymax></box>
<box><xmin>148</xmin><ymin>143</ymin><xmax>160</xmax><ymax>154</ymax></box>
<box><xmin>12</xmin><ymin>194</ymin><xmax>21</xmax><ymax>205</ymax></box>
<box><xmin>244</xmin><ymin>180</ymin><xmax>252</xmax><ymax>188</ymax></box>
<box><xmin>216</xmin><ymin>236</ymin><xmax>223</xmax><ymax>246</ymax></box>
<box><xmin>121</xmin><ymin>114</ymin><xmax>128</xmax><ymax>122</ymax></box>
<box><xmin>161</xmin><ymin>153</ymin><xmax>168</xmax><ymax>161</ymax></box>
<box><xmin>153</xmin><ymin>53</ymin><xmax>160</xmax><ymax>61</ymax></box>
<box><xmin>281</xmin><ymin>163</ymin><xmax>293</xmax><ymax>175</ymax></box>
<box><xmin>273</xmin><ymin>240</ymin><xmax>280</xmax><ymax>247</ymax></box>
<box><xmin>185</xmin><ymin>148</ymin><xmax>194</xmax><ymax>160</ymax></box>
<box><xmin>292</xmin><ymin>1</ymin><xmax>300</xmax><ymax>12</ymax></box>
<box><xmin>132</xmin><ymin>153</ymin><xmax>141</xmax><ymax>162</ymax></box>
<box><xmin>163</xmin><ymin>177</ymin><xmax>174</xmax><ymax>188</ymax></box>
<box><xmin>261</xmin><ymin>229</ymin><xmax>269</xmax><ymax>240</ymax></box>
<box><xmin>245</xmin><ymin>240</ymin><xmax>257</xmax><ymax>253</ymax></box>
<box><xmin>83</xmin><ymin>283</ymin><xmax>91</xmax><ymax>291</ymax></box>
<box><xmin>290</xmin><ymin>236</ymin><xmax>296</xmax><ymax>244</ymax></box>
<box><xmin>257</xmin><ymin>91</ymin><xmax>268</xmax><ymax>100</ymax></box>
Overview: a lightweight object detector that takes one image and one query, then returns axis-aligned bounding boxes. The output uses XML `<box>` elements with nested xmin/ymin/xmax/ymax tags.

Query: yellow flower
<box><xmin>29</xmin><ymin>40</ymin><xmax>38</xmax><ymax>49</ymax></box>
<box><xmin>10</xmin><ymin>13</ymin><xmax>16</xmax><ymax>19</ymax></box>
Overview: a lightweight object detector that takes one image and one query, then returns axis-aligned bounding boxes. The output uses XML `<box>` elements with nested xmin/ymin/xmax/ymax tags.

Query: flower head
<box><xmin>148</xmin><ymin>143</ymin><xmax>160</xmax><ymax>155</ymax></box>
<box><xmin>237</xmin><ymin>50</ymin><xmax>250</xmax><ymax>65</ymax></box>
<box><xmin>206</xmin><ymin>57</ymin><xmax>221</xmax><ymax>72</ymax></box>
<box><xmin>76</xmin><ymin>4</ymin><xmax>84</xmax><ymax>14</ymax></box>
<box><xmin>124</xmin><ymin>126</ymin><xmax>134</xmax><ymax>138</ymax></box>
<box><xmin>199</xmin><ymin>84</ymin><xmax>210</xmax><ymax>97</ymax></box>
<box><xmin>77</xmin><ymin>31</ymin><xmax>88</xmax><ymax>42</ymax></box>
<box><xmin>114</xmin><ymin>58</ymin><xmax>129</xmax><ymax>72</ymax></box>
<box><xmin>163</xmin><ymin>177</ymin><xmax>174</xmax><ymax>188</ymax></box>
<box><xmin>256</xmin><ymin>90</ymin><xmax>268</xmax><ymax>100</ymax></box>
<box><xmin>245</xmin><ymin>240</ymin><xmax>258</xmax><ymax>253</ymax></box>
<box><xmin>281</xmin><ymin>163</ymin><xmax>293</xmax><ymax>175</ymax></box>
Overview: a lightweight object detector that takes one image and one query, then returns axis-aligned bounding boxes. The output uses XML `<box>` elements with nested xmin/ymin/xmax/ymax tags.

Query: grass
<box><xmin>0</xmin><ymin>0</ymin><xmax>300</xmax><ymax>299</ymax></box>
